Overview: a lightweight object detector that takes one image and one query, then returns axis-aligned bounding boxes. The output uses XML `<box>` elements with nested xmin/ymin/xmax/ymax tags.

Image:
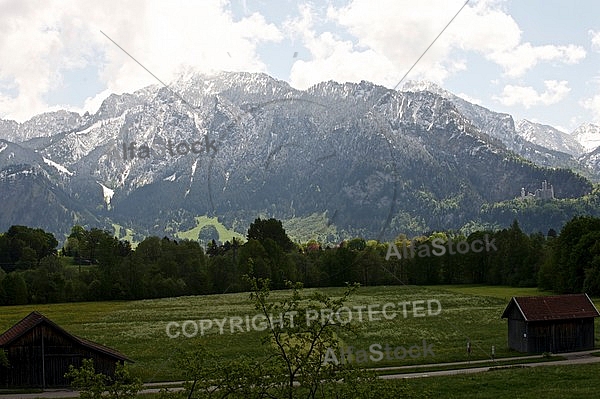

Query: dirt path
<box><xmin>382</xmin><ymin>352</ymin><xmax>600</xmax><ymax>379</ymax></box>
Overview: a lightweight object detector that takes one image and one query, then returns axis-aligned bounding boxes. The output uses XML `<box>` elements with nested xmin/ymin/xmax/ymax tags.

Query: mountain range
<box><xmin>0</xmin><ymin>72</ymin><xmax>598</xmax><ymax>243</ymax></box>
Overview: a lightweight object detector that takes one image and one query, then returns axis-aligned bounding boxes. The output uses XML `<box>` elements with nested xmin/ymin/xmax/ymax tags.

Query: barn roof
<box><xmin>501</xmin><ymin>294</ymin><xmax>600</xmax><ymax>322</ymax></box>
<box><xmin>0</xmin><ymin>311</ymin><xmax>131</xmax><ymax>362</ymax></box>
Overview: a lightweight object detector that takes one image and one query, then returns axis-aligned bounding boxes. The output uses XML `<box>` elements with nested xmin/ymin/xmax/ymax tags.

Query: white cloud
<box><xmin>287</xmin><ymin>1</ymin><xmax>478</xmax><ymax>89</ymax></box>
<box><xmin>487</xmin><ymin>43</ymin><xmax>586</xmax><ymax>78</ymax></box>
<box><xmin>494</xmin><ymin>80</ymin><xmax>571</xmax><ymax>108</ymax></box>
<box><xmin>581</xmin><ymin>94</ymin><xmax>600</xmax><ymax>123</ymax></box>
<box><xmin>0</xmin><ymin>0</ymin><xmax>593</xmax><ymax>127</ymax></box>
<box><xmin>591</xmin><ymin>30</ymin><xmax>600</xmax><ymax>52</ymax></box>
<box><xmin>286</xmin><ymin>0</ymin><xmax>586</xmax><ymax>90</ymax></box>
<box><xmin>0</xmin><ymin>0</ymin><xmax>282</xmax><ymax>122</ymax></box>
<box><xmin>449</xmin><ymin>3</ymin><xmax>585</xmax><ymax>77</ymax></box>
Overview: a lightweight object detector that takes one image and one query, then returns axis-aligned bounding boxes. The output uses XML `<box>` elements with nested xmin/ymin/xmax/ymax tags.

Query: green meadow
<box><xmin>1</xmin><ymin>284</ymin><xmax>599</xmax><ymax>397</ymax></box>
<box><xmin>173</xmin><ymin>216</ymin><xmax>245</xmax><ymax>243</ymax></box>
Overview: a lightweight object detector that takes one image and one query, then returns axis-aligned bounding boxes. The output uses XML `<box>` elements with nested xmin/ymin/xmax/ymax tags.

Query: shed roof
<box><xmin>501</xmin><ymin>294</ymin><xmax>600</xmax><ymax>322</ymax></box>
<box><xmin>0</xmin><ymin>311</ymin><xmax>131</xmax><ymax>362</ymax></box>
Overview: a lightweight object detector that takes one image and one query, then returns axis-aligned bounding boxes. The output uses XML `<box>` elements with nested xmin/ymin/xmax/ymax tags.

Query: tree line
<box><xmin>1</xmin><ymin>216</ymin><xmax>599</xmax><ymax>305</ymax></box>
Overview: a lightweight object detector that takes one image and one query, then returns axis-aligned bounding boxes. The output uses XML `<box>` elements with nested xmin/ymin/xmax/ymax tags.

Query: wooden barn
<box><xmin>501</xmin><ymin>294</ymin><xmax>600</xmax><ymax>354</ymax></box>
<box><xmin>0</xmin><ymin>311</ymin><xmax>131</xmax><ymax>388</ymax></box>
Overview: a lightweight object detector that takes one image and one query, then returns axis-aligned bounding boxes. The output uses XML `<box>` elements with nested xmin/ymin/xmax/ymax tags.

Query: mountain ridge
<box><xmin>0</xmin><ymin>72</ymin><xmax>595</xmax><ymax>241</ymax></box>
<box><xmin>403</xmin><ymin>80</ymin><xmax>600</xmax><ymax>157</ymax></box>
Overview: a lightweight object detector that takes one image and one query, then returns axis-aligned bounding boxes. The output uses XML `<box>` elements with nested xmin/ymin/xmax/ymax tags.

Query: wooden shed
<box><xmin>0</xmin><ymin>311</ymin><xmax>131</xmax><ymax>388</ymax></box>
<box><xmin>501</xmin><ymin>294</ymin><xmax>600</xmax><ymax>354</ymax></box>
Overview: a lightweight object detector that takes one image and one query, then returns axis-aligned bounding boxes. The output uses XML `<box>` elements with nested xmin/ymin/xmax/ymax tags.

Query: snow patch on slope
<box><xmin>43</xmin><ymin>157</ymin><xmax>74</xmax><ymax>176</ymax></box>
<box><xmin>98</xmin><ymin>182</ymin><xmax>114</xmax><ymax>209</ymax></box>
<box><xmin>164</xmin><ymin>172</ymin><xmax>177</xmax><ymax>181</ymax></box>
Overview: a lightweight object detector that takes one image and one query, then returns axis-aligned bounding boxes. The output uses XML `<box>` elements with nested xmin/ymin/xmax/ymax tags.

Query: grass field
<box><xmin>174</xmin><ymin>215</ymin><xmax>245</xmax><ymax>244</ymax></box>
<box><xmin>388</xmin><ymin>363</ymin><xmax>600</xmax><ymax>399</ymax></box>
<box><xmin>431</xmin><ymin>285</ymin><xmax>556</xmax><ymax>300</ymax></box>
<box><xmin>1</xmin><ymin>285</ymin><xmax>599</xmax><ymax>395</ymax></box>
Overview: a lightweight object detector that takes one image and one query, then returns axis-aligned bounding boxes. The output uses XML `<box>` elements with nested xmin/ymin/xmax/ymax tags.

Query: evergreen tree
<box><xmin>247</xmin><ymin>218</ymin><xmax>294</xmax><ymax>251</ymax></box>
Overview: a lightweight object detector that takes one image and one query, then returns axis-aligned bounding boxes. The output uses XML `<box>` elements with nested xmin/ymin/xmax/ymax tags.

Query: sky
<box><xmin>0</xmin><ymin>0</ymin><xmax>599</xmax><ymax>133</ymax></box>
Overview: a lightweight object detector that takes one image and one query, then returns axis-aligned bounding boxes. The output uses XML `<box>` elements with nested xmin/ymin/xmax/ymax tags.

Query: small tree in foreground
<box><xmin>64</xmin><ymin>358</ymin><xmax>142</xmax><ymax>399</ymax></box>
<box><xmin>246</xmin><ymin>277</ymin><xmax>360</xmax><ymax>398</ymax></box>
<box><xmin>162</xmin><ymin>277</ymin><xmax>360</xmax><ymax>398</ymax></box>
<box><xmin>161</xmin><ymin>276</ymin><xmax>428</xmax><ymax>398</ymax></box>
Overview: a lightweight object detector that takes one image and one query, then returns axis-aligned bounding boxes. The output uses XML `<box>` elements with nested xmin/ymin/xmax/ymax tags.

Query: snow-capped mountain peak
<box><xmin>0</xmin><ymin>72</ymin><xmax>597</xmax><ymax>241</ymax></box>
<box><xmin>401</xmin><ymin>80</ymin><xmax>449</xmax><ymax>97</ymax></box>
<box><xmin>572</xmin><ymin>123</ymin><xmax>600</xmax><ymax>153</ymax></box>
<box><xmin>516</xmin><ymin>119</ymin><xmax>583</xmax><ymax>156</ymax></box>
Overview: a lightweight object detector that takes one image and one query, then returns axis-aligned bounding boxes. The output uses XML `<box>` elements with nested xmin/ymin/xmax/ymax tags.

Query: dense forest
<box><xmin>0</xmin><ymin>216</ymin><xmax>599</xmax><ymax>305</ymax></box>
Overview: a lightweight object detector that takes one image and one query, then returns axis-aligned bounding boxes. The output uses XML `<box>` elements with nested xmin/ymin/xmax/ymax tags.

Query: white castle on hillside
<box><xmin>520</xmin><ymin>180</ymin><xmax>555</xmax><ymax>200</ymax></box>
